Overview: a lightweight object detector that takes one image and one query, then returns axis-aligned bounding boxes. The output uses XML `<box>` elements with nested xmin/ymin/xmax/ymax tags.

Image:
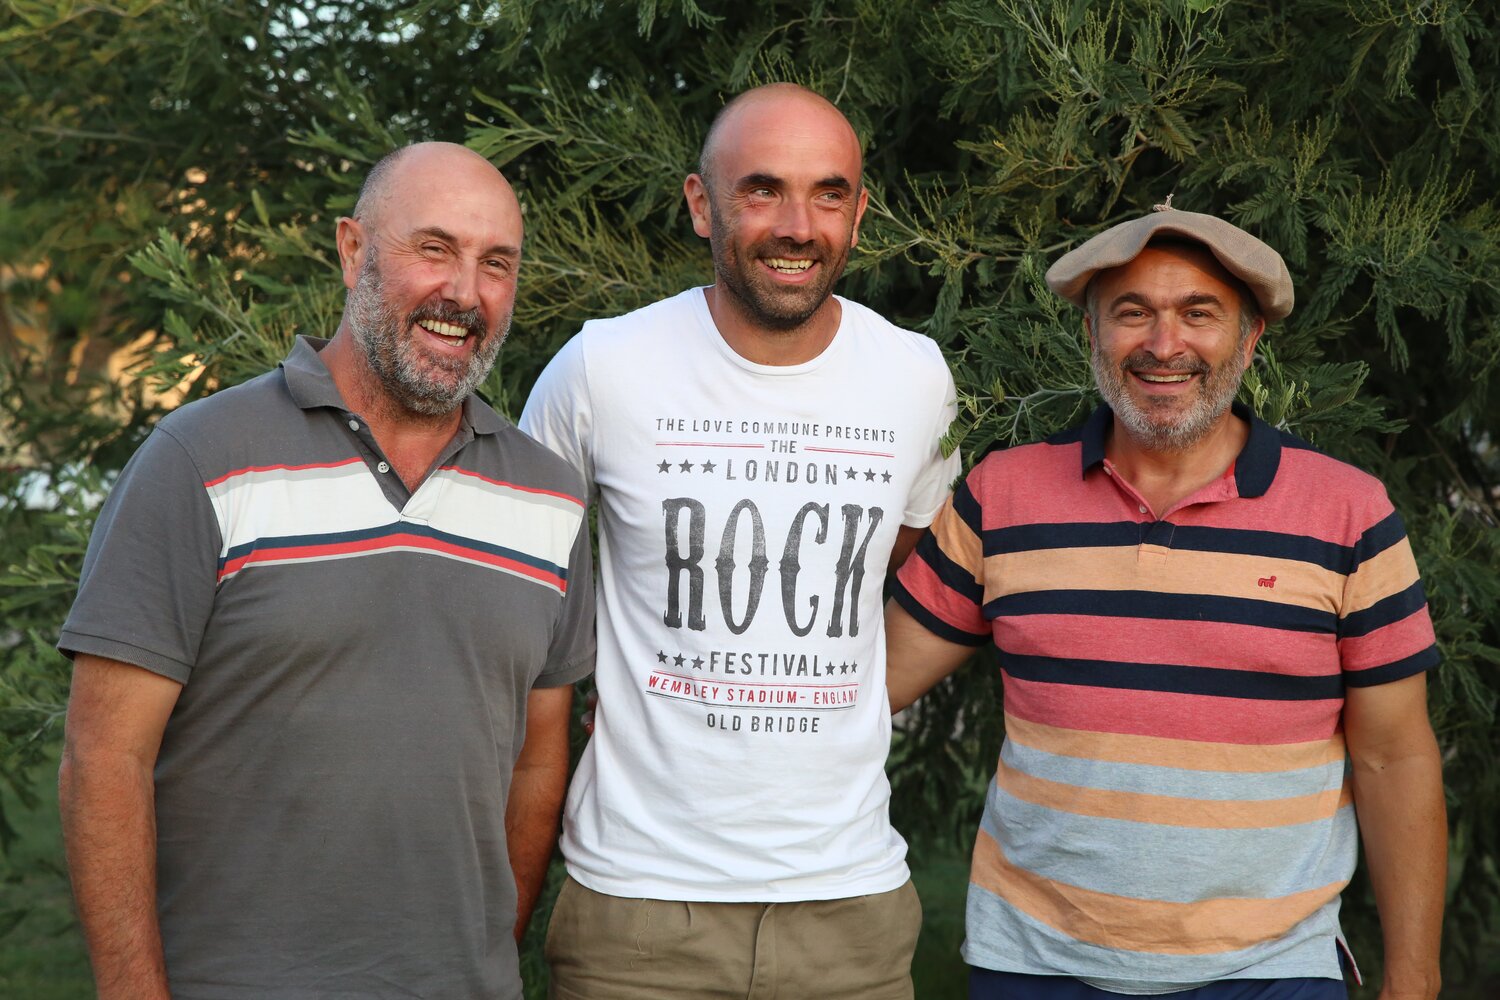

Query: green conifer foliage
<box><xmin>2</xmin><ymin>0</ymin><xmax>1496</xmax><ymax>989</ymax></box>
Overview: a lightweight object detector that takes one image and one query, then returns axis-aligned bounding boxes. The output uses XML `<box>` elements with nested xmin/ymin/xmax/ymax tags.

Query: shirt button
<box><xmin>348</xmin><ymin>419</ymin><xmax>360</xmax><ymax>431</ymax></box>
<box><xmin>1138</xmin><ymin>505</ymin><xmax>1148</xmax><ymax>514</ymax></box>
<box><xmin>377</xmin><ymin>461</ymin><xmax>390</xmax><ymax>474</ymax></box>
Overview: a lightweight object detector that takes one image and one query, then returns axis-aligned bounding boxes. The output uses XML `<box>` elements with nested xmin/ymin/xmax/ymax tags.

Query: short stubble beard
<box><xmin>707</xmin><ymin>198</ymin><xmax>848</xmax><ymax>333</ymax></box>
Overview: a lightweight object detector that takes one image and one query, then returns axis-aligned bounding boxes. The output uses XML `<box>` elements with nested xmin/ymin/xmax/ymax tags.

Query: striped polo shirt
<box><xmin>61</xmin><ymin>336</ymin><xmax>594</xmax><ymax>998</ymax></box>
<box><xmin>892</xmin><ymin>402</ymin><xmax>1438</xmax><ymax>991</ymax></box>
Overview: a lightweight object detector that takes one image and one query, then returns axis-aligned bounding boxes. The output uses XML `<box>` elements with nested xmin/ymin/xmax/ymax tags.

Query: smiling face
<box><xmin>1086</xmin><ymin>243</ymin><xmax>1264</xmax><ymax>453</ymax></box>
<box><xmin>685</xmin><ymin>86</ymin><xmax>868</xmax><ymax>333</ymax></box>
<box><xmin>337</xmin><ymin>143</ymin><xmax>523</xmax><ymax>416</ymax></box>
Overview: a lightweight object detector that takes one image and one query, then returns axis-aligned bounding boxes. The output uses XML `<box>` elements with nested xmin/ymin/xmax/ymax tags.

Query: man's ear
<box><xmin>684</xmin><ymin>174</ymin><xmax>713</xmax><ymax>239</ymax></box>
<box><xmin>335</xmin><ymin>217</ymin><xmax>366</xmax><ymax>290</ymax></box>
<box><xmin>849</xmin><ymin>185</ymin><xmax>870</xmax><ymax>248</ymax></box>
<box><xmin>1241</xmin><ymin>317</ymin><xmax>1267</xmax><ymax>370</ymax></box>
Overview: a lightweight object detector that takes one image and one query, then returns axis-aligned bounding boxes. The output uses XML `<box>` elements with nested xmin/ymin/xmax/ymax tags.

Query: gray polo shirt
<box><xmin>60</xmin><ymin>337</ymin><xmax>595</xmax><ymax>999</ymax></box>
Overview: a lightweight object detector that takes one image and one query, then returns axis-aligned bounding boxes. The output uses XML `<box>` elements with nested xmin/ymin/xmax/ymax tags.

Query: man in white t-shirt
<box><xmin>520</xmin><ymin>83</ymin><xmax>959</xmax><ymax>1000</ymax></box>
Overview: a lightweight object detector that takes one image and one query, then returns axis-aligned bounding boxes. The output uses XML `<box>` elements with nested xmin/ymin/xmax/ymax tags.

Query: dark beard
<box><xmin>709</xmin><ymin>212</ymin><xmax>844</xmax><ymax>332</ymax></box>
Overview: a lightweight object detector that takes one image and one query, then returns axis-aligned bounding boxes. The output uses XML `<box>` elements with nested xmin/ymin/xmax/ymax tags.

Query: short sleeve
<box><xmin>534</xmin><ymin>511</ymin><xmax>596</xmax><ymax>688</ymax></box>
<box><xmin>902</xmin><ymin>363</ymin><xmax>961</xmax><ymax>527</ymax></box>
<box><xmin>891</xmin><ymin>462</ymin><xmax>990</xmax><ymax>646</ymax></box>
<box><xmin>58</xmin><ymin>425</ymin><xmax>223</xmax><ymax>683</ymax></box>
<box><xmin>519</xmin><ymin>334</ymin><xmax>596</xmax><ymax>499</ymax></box>
<box><xmin>1337</xmin><ymin>503</ymin><xmax>1440</xmax><ymax>686</ymax></box>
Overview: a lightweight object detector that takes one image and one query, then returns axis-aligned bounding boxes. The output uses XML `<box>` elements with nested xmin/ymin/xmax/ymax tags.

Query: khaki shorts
<box><xmin>544</xmin><ymin>875</ymin><xmax>922</xmax><ymax>1000</ymax></box>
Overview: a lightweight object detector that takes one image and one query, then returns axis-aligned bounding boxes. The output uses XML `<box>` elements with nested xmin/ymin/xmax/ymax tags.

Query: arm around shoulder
<box><xmin>885</xmin><ymin>599</ymin><xmax>976</xmax><ymax>713</ymax></box>
<box><xmin>59</xmin><ymin>653</ymin><xmax>183</xmax><ymax>1000</ymax></box>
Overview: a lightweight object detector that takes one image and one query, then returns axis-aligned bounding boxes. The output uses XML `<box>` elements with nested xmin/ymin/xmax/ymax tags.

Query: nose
<box><xmin>1141</xmin><ymin>313</ymin><xmax>1187</xmax><ymax>361</ymax></box>
<box><xmin>771</xmin><ymin>197</ymin><xmax>815</xmax><ymax>245</ymax></box>
<box><xmin>442</xmin><ymin>256</ymin><xmax>481</xmax><ymax>310</ymax></box>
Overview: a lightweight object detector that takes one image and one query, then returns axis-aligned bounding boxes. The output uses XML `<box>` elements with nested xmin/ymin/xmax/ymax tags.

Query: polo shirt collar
<box><xmin>280</xmin><ymin>335</ymin><xmax>507</xmax><ymax>436</ymax></box>
<box><xmin>1079</xmin><ymin>400</ymin><xmax>1281</xmax><ymax>498</ymax></box>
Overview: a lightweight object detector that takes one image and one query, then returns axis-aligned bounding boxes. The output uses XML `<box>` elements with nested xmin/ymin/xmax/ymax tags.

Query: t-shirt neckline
<box><xmin>690</xmin><ymin>286</ymin><xmax>849</xmax><ymax>376</ymax></box>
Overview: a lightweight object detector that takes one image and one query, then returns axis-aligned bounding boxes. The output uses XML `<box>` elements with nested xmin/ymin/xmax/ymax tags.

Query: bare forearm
<box><xmin>59</xmin><ymin>751</ymin><xmax>171</xmax><ymax>1000</ymax></box>
<box><xmin>505</xmin><ymin>764</ymin><xmax>567</xmax><ymax>942</ymax></box>
<box><xmin>1352</xmin><ymin>747</ymin><xmax>1446</xmax><ymax>1000</ymax></box>
<box><xmin>885</xmin><ymin>600</ymin><xmax>975</xmax><ymax>712</ymax></box>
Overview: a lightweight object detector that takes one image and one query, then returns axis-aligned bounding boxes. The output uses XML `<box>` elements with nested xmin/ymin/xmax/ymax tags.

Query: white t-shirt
<box><xmin>520</xmin><ymin>287</ymin><xmax>959</xmax><ymax>901</ymax></box>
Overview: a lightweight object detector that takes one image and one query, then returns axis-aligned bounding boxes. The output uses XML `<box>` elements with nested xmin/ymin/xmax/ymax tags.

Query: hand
<box><xmin>581</xmin><ymin>690</ymin><xmax>598</xmax><ymax>735</ymax></box>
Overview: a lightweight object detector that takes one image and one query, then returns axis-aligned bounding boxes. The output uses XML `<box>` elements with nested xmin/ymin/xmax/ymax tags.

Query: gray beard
<box><xmin>345</xmin><ymin>251</ymin><xmax>507</xmax><ymax>416</ymax></box>
<box><xmin>1090</xmin><ymin>340</ymin><xmax>1247</xmax><ymax>453</ymax></box>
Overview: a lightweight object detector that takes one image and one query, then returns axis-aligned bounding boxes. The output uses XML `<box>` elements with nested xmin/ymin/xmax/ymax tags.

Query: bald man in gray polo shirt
<box><xmin>57</xmin><ymin>143</ymin><xmax>594</xmax><ymax>999</ymax></box>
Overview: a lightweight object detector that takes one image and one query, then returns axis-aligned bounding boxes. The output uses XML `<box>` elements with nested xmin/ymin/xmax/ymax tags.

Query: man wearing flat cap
<box><xmin>884</xmin><ymin>205</ymin><xmax>1446</xmax><ymax>1000</ymax></box>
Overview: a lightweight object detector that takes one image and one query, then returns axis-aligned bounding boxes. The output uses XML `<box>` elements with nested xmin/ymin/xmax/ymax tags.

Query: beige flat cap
<box><xmin>1045</xmin><ymin>204</ymin><xmax>1294</xmax><ymax>321</ymax></box>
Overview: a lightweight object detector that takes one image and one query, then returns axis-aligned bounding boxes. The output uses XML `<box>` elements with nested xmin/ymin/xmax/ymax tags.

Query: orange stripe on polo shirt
<box><xmin>931</xmin><ymin>499</ymin><xmax>984</xmax><ymax>578</ymax></box>
<box><xmin>970</xmin><ymin>828</ymin><xmax>1349</xmax><ymax>955</ymax></box>
<box><xmin>1341</xmin><ymin>541</ymin><xmax>1421</xmax><ymax>614</ymax></box>
<box><xmin>983</xmin><ymin>547</ymin><xmax>1343</xmax><ymax>611</ymax></box>
<box><xmin>994</xmin><ymin>759</ymin><xmax>1352</xmax><ymax>829</ymax></box>
<box><xmin>1002</xmin><ymin>713</ymin><xmax>1347</xmax><ymax>773</ymax></box>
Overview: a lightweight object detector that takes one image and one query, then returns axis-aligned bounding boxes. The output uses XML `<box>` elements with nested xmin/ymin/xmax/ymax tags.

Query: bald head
<box><xmin>353</xmin><ymin>142</ymin><xmax>516</xmax><ymax>231</ymax></box>
<box><xmin>698</xmin><ymin>84</ymin><xmax>863</xmax><ymax>192</ymax></box>
<box><xmin>337</xmin><ymin>139</ymin><xmax>523</xmax><ymax>306</ymax></box>
<box><xmin>682</xmin><ymin>84</ymin><xmax>870</xmax><ymax>344</ymax></box>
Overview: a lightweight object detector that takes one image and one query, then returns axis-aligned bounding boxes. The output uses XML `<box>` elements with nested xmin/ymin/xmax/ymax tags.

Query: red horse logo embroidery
<box><xmin>1257</xmin><ymin>575</ymin><xmax>1277</xmax><ymax>588</ymax></box>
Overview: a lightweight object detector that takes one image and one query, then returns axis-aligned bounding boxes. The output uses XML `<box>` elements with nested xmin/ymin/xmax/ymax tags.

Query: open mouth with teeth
<box><xmin>416</xmin><ymin>318</ymin><xmax>474</xmax><ymax>347</ymax></box>
<box><xmin>1134</xmin><ymin>372</ymin><xmax>1196</xmax><ymax>384</ymax></box>
<box><xmin>762</xmin><ymin>257</ymin><xmax>815</xmax><ymax>275</ymax></box>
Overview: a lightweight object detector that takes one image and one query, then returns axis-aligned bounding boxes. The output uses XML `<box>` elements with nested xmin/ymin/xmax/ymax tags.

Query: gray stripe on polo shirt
<box><xmin>962</xmin><ymin>882</ymin><xmax>1346</xmax><ymax>989</ymax></box>
<box><xmin>979</xmin><ymin>785</ymin><xmax>1359</xmax><ymax>902</ymax></box>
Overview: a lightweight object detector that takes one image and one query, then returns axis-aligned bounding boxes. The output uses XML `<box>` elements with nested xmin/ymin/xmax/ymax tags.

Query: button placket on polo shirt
<box><xmin>399</xmin><ymin>422</ymin><xmax>477</xmax><ymax>525</ymax></box>
<box><xmin>400</xmin><ymin>474</ymin><xmax>443</xmax><ymax>525</ymax></box>
<box><xmin>340</xmin><ymin>411</ymin><xmax>411</xmax><ymax>512</ymax></box>
<box><xmin>1101</xmin><ymin>460</ymin><xmax>1172</xmax><ymax>566</ymax></box>
<box><xmin>1140</xmin><ymin>475</ymin><xmax>1240</xmax><ymax>567</ymax></box>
